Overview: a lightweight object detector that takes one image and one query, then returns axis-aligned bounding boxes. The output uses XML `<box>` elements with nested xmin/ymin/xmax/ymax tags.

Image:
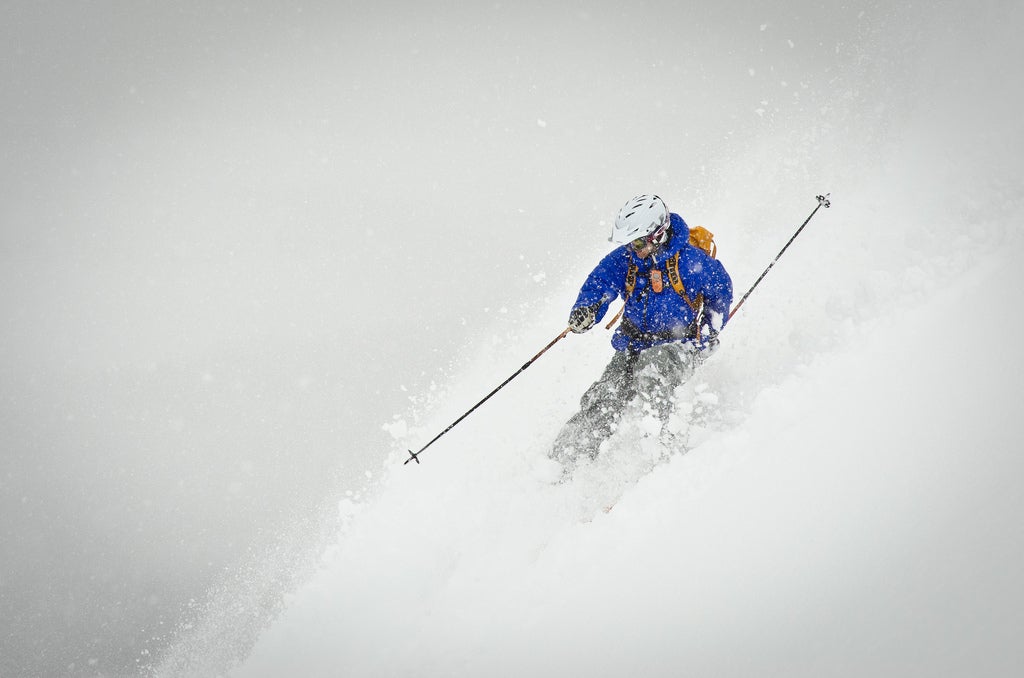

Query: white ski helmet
<box><xmin>611</xmin><ymin>194</ymin><xmax>670</xmax><ymax>244</ymax></box>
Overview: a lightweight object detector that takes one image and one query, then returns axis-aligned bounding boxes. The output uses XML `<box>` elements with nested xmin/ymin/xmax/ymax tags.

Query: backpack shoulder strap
<box><xmin>667</xmin><ymin>251</ymin><xmax>702</xmax><ymax>311</ymax></box>
<box><xmin>624</xmin><ymin>262</ymin><xmax>638</xmax><ymax>299</ymax></box>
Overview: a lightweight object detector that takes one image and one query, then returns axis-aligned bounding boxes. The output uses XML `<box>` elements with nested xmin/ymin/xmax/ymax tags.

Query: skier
<box><xmin>551</xmin><ymin>194</ymin><xmax>733</xmax><ymax>471</ymax></box>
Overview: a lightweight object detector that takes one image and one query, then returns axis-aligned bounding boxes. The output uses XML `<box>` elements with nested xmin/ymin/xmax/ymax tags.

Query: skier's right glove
<box><xmin>568</xmin><ymin>304</ymin><xmax>599</xmax><ymax>334</ymax></box>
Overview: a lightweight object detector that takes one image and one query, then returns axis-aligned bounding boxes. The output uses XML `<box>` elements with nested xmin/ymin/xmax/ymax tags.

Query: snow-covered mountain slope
<box><xmin>7</xmin><ymin>2</ymin><xmax>1024</xmax><ymax>676</ymax></box>
<box><xmin>138</xmin><ymin>3</ymin><xmax>1024</xmax><ymax>677</ymax></box>
<box><xmin>155</xmin><ymin>214</ymin><xmax>1021</xmax><ymax>678</ymax></box>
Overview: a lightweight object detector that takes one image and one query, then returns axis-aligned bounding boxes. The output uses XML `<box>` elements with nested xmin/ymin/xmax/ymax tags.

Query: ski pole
<box><xmin>404</xmin><ymin>327</ymin><xmax>572</xmax><ymax>465</ymax></box>
<box><xmin>729</xmin><ymin>193</ymin><xmax>830</xmax><ymax>320</ymax></box>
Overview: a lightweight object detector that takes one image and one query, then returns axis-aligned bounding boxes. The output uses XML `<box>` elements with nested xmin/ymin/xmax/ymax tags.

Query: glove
<box><xmin>698</xmin><ymin>329</ymin><xmax>720</xmax><ymax>360</ymax></box>
<box><xmin>568</xmin><ymin>304</ymin><xmax>599</xmax><ymax>334</ymax></box>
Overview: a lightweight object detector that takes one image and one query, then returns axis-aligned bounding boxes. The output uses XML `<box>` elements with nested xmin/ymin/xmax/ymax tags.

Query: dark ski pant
<box><xmin>550</xmin><ymin>342</ymin><xmax>698</xmax><ymax>469</ymax></box>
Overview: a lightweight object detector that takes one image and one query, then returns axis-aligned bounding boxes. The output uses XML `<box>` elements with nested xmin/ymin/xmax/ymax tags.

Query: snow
<box><xmin>155</xmin><ymin>4</ymin><xmax>1021</xmax><ymax>673</ymax></box>
<box><xmin>201</xmin><ymin>222</ymin><xmax>1022</xmax><ymax>677</ymax></box>
<box><xmin>4</xmin><ymin>2</ymin><xmax>1024</xmax><ymax>677</ymax></box>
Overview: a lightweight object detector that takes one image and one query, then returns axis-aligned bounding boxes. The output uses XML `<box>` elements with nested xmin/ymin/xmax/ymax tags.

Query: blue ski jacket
<box><xmin>571</xmin><ymin>214</ymin><xmax>733</xmax><ymax>352</ymax></box>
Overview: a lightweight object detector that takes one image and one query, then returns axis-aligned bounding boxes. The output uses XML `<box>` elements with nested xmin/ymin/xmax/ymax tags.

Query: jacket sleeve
<box><xmin>571</xmin><ymin>248</ymin><xmax>629</xmax><ymax>325</ymax></box>
<box><xmin>700</xmin><ymin>256</ymin><xmax>733</xmax><ymax>332</ymax></box>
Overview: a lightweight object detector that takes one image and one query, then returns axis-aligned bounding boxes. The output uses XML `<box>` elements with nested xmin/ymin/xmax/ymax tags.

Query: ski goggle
<box><xmin>630</xmin><ymin>224</ymin><xmax>668</xmax><ymax>251</ymax></box>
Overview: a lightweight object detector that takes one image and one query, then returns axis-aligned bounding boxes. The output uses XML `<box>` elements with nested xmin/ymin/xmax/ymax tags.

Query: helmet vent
<box><xmin>610</xmin><ymin>194</ymin><xmax>670</xmax><ymax>244</ymax></box>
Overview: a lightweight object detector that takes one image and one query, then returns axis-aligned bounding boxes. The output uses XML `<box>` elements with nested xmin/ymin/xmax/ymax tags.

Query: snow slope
<box><xmin>149</xmin><ymin>189</ymin><xmax>1024</xmax><ymax>677</ymax></box>
<box><xmin>137</xmin><ymin>3</ymin><xmax>1024</xmax><ymax>677</ymax></box>
<box><xmin>6</xmin><ymin>3</ymin><xmax>1024</xmax><ymax>677</ymax></box>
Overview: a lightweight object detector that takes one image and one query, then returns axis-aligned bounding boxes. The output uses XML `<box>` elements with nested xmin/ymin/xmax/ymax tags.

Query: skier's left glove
<box><xmin>698</xmin><ymin>329</ymin><xmax>720</xmax><ymax>360</ymax></box>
